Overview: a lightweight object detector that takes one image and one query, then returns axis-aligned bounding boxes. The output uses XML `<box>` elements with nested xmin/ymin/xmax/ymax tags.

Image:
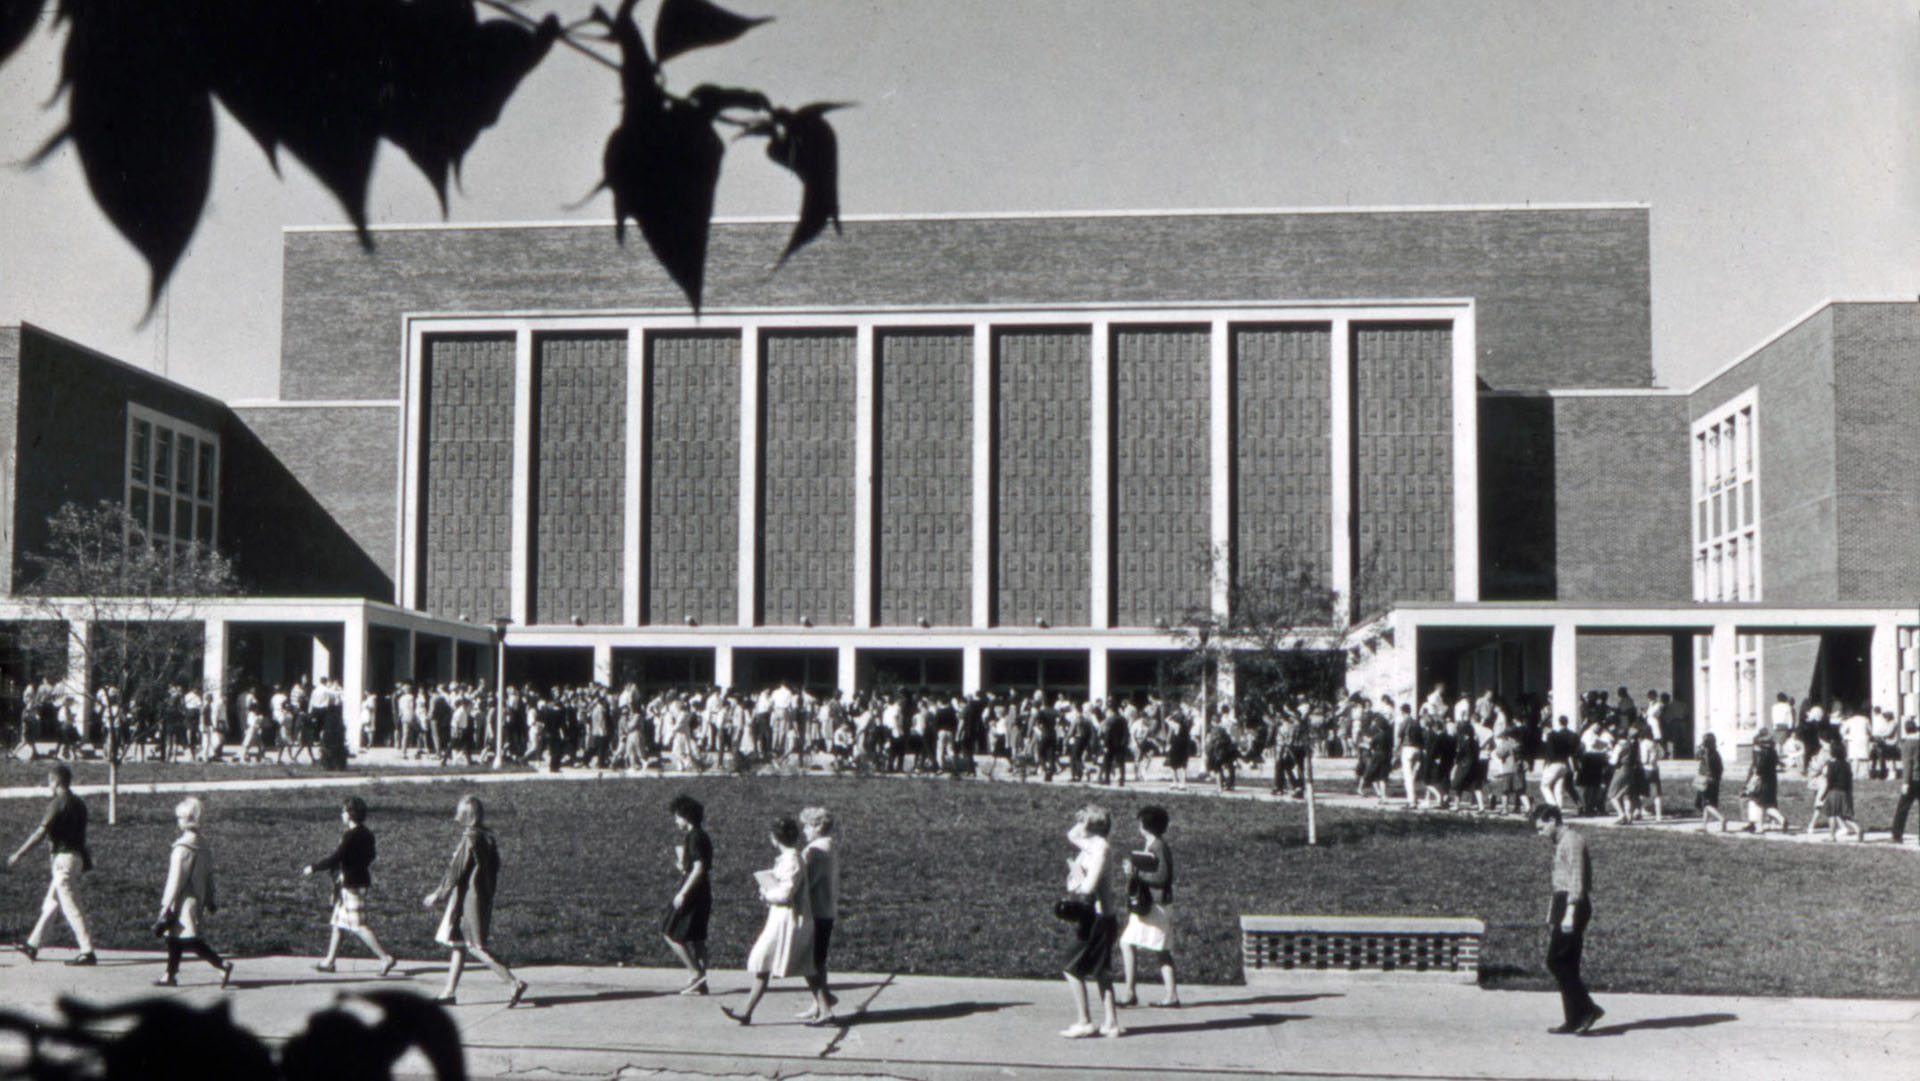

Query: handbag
<box><xmin>1127</xmin><ymin>877</ymin><xmax>1153</xmax><ymax>916</ymax></box>
<box><xmin>1052</xmin><ymin>896</ymin><xmax>1094</xmax><ymax>923</ymax></box>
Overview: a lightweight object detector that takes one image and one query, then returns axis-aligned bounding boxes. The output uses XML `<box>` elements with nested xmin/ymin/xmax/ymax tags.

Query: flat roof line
<box><xmin>283</xmin><ymin>202</ymin><xmax>1652</xmax><ymax>235</ymax></box>
<box><xmin>1682</xmin><ymin>297</ymin><xmax>1920</xmax><ymax>396</ymax></box>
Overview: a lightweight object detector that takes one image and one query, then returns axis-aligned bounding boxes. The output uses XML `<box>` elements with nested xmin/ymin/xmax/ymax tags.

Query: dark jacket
<box><xmin>310</xmin><ymin>823</ymin><xmax>376</xmax><ymax>889</ymax></box>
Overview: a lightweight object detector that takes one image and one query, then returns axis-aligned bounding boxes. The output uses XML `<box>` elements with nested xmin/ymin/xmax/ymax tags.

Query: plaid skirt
<box><xmin>330</xmin><ymin>886</ymin><xmax>371</xmax><ymax>932</ymax></box>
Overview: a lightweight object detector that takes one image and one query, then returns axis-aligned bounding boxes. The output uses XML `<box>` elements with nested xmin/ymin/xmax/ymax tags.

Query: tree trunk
<box><xmin>107</xmin><ymin>760</ymin><xmax>119</xmax><ymax>825</ymax></box>
<box><xmin>1303</xmin><ymin>742</ymin><xmax>1317</xmax><ymax>845</ymax></box>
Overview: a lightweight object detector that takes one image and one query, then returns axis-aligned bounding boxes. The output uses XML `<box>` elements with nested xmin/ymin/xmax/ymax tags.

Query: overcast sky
<box><xmin>1</xmin><ymin>0</ymin><xmax>1913</xmax><ymax>401</ymax></box>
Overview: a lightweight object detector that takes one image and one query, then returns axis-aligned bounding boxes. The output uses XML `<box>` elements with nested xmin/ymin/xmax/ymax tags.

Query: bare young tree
<box><xmin>21</xmin><ymin>501</ymin><xmax>242</xmax><ymax>823</ymax></box>
<box><xmin>1173</xmin><ymin>543</ymin><xmax>1383</xmax><ymax>844</ymax></box>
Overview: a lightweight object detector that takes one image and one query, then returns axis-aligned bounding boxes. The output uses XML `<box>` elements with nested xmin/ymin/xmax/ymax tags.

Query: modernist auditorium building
<box><xmin>1</xmin><ymin>205</ymin><xmax>1914</xmax><ymax>755</ymax></box>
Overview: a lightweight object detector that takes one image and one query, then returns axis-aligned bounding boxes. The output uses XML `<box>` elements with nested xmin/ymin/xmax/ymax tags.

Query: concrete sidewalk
<box><xmin>1</xmin><ymin>950</ymin><xmax>1912</xmax><ymax>1081</ymax></box>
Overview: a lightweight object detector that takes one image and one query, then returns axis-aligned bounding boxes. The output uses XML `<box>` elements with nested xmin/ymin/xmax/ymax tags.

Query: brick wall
<box><xmin>0</xmin><ymin>328</ymin><xmax>17</xmax><ymax>593</ymax></box>
<box><xmin>225</xmin><ymin>405</ymin><xmax>396</xmax><ymax>598</ymax></box>
<box><xmin>761</xmin><ymin>331</ymin><xmax>856</xmax><ymax>626</ymax></box>
<box><xmin>1552</xmin><ymin>394</ymin><xmax>1691</xmax><ymax>602</ymax></box>
<box><xmin>875</xmin><ymin>330</ymin><xmax>971</xmax><ymax>627</ymax></box>
<box><xmin>420</xmin><ymin>335</ymin><xmax>514</xmax><ymax>619</ymax></box>
<box><xmin>280</xmin><ymin>208</ymin><xmax>1652</xmax><ymax>401</ymax></box>
<box><xmin>994</xmin><ymin>328</ymin><xmax>1090</xmax><ymax>627</ymax></box>
<box><xmin>532</xmin><ymin>333</ymin><xmax>625</xmax><ymax>625</ymax></box>
<box><xmin>646</xmin><ymin>332</ymin><xmax>738</xmax><ymax>625</ymax></box>
<box><xmin>8</xmin><ymin>325</ymin><xmax>231</xmax><ymax>592</ymax></box>
<box><xmin>1113</xmin><ymin>326</ymin><xmax>1210</xmax><ymax>626</ymax></box>
<box><xmin>1354</xmin><ymin>324</ymin><xmax>1453</xmax><ymax>606</ymax></box>
<box><xmin>1830</xmin><ymin>303</ymin><xmax>1920</xmax><ymax>604</ymax></box>
<box><xmin>1233</xmin><ymin>324</ymin><xmax>1332</xmax><ymax>598</ymax></box>
<box><xmin>1689</xmin><ymin>311</ymin><xmax>1838</xmax><ymax>604</ymax></box>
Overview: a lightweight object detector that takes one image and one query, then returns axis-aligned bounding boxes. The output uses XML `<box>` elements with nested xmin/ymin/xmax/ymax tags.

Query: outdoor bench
<box><xmin>1240</xmin><ymin>915</ymin><xmax>1484</xmax><ymax>984</ymax></box>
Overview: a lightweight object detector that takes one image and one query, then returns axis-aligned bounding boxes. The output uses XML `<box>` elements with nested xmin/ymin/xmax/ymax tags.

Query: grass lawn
<box><xmin>0</xmin><ymin>774</ymin><xmax>1912</xmax><ymax>999</ymax></box>
<box><xmin>0</xmin><ymin>754</ymin><xmax>529</xmax><ymax>789</ymax></box>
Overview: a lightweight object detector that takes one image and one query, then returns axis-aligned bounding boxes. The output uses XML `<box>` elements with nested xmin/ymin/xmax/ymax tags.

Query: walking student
<box><xmin>153</xmin><ymin>796</ymin><xmax>234</xmax><ymax>987</ymax></box>
<box><xmin>1058</xmin><ymin>804</ymin><xmax>1123</xmax><ymax>1039</ymax></box>
<box><xmin>661</xmin><ymin>794</ymin><xmax>713</xmax><ymax>995</ymax></box>
<box><xmin>721</xmin><ymin>815</ymin><xmax>815</xmax><ymax>1025</ymax></box>
<box><xmin>302</xmin><ymin>796</ymin><xmax>397</xmax><ymax>975</ymax></box>
<box><xmin>7</xmin><ymin>762</ymin><xmax>96</xmax><ymax>965</ymax></box>
<box><xmin>423</xmin><ymin>795</ymin><xmax>528</xmax><ymax>1007</ymax></box>
<box><xmin>798</xmin><ymin>806</ymin><xmax>840</xmax><ymax>1023</ymax></box>
<box><xmin>1117</xmin><ymin>805</ymin><xmax>1179</xmax><ymax>1009</ymax></box>
<box><xmin>1533</xmin><ymin>804</ymin><xmax>1603</xmax><ymax>1035</ymax></box>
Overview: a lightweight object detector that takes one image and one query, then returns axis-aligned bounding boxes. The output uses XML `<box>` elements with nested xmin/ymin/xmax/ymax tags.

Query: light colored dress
<box><xmin>745</xmin><ymin>847</ymin><xmax>813</xmax><ymax>978</ymax></box>
<box><xmin>160</xmin><ymin>829</ymin><xmax>216</xmax><ymax>938</ymax></box>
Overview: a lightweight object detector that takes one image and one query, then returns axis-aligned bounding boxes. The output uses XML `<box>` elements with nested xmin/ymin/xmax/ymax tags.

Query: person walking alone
<box><xmin>7</xmin><ymin>763</ymin><xmax>96</xmax><ymax>966</ymax></box>
<box><xmin>152</xmin><ymin>796</ymin><xmax>234</xmax><ymax>987</ymax></box>
<box><xmin>302</xmin><ymin>796</ymin><xmax>397</xmax><ymax>975</ymax></box>
<box><xmin>423</xmin><ymin>795</ymin><xmax>527</xmax><ymax>1007</ymax></box>
<box><xmin>1533</xmin><ymin>804</ymin><xmax>1602</xmax><ymax>1035</ymax></box>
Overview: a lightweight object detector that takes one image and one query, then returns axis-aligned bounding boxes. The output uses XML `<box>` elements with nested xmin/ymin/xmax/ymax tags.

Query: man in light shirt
<box><xmin>1534</xmin><ymin>804</ymin><xmax>1602</xmax><ymax>1035</ymax></box>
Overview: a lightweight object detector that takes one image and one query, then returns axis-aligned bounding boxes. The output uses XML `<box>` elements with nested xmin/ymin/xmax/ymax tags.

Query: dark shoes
<box><xmin>64</xmin><ymin>952</ymin><xmax>96</xmax><ymax>967</ymax></box>
<box><xmin>221</xmin><ymin>961</ymin><xmax>235</xmax><ymax>988</ymax></box>
<box><xmin>16</xmin><ymin>943</ymin><xmax>36</xmax><ymax>962</ymax></box>
<box><xmin>1550</xmin><ymin>1006</ymin><xmax>1605</xmax><ymax>1035</ymax></box>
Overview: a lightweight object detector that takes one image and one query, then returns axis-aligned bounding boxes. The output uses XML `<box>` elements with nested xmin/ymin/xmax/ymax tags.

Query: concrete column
<box><xmin>510</xmin><ymin>326</ymin><xmax>534</xmax><ymax>625</ymax></box>
<box><xmin>962</xmin><ymin>645</ymin><xmax>983</xmax><ymax>695</ymax></box>
<box><xmin>738</xmin><ymin>328</ymin><xmax>761</xmax><ymax>627</ymax></box>
<box><xmin>837</xmin><ymin>644</ymin><xmax>857</xmax><ymax>695</ymax></box>
<box><xmin>715</xmin><ymin>646</ymin><xmax>735</xmax><ymax>689</ymax></box>
<box><xmin>400</xmin><ymin>629</ymin><xmax>417</xmax><ymax>683</ymax></box>
<box><xmin>1089</xmin><ymin>321</ymin><xmax>1111</xmax><ymax>628</ymax></box>
<box><xmin>1209</xmin><ymin>319</ymin><xmax>1232</xmax><ymax>621</ymax></box>
<box><xmin>1389</xmin><ymin>608</ymin><xmax>1419</xmax><ymax>703</ymax></box>
<box><xmin>1450</xmin><ymin>310</ymin><xmax>1480</xmax><ymax>602</ymax></box>
<box><xmin>201</xmin><ymin>618</ymin><xmax>227</xmax><ymax>696</ymax></box>
<box><xmin>1710</xmin><ymin>621</ymin><xmax>1738</xmax><ymax>747</ymax></box>
<box><xmin>972</xmin><ymin>323</ymin><xmax>993</xmax><ymax>629</ymax></box>
<box><xmin>311</xmin><ymin>634</ymin><xmax>335</xmax><ymax>681</ymax></box>
<box><xmin>593</xmin><ymin>642</ymin><xmax>613</xmax><ymax>688</ymax></box>
<box><xmin>1329</xmin><ymin>318</ymin><xmax>1353</xmax><ymax>625</ymax></box>
<box><xmin>341</xmin><ymin>617</ymin><xmax>367</xmax><ymax>735</ymax></box>
<box><xmin>1088</xmin><ymin>645</ymin><xmax>1110</xmax><ymax>701</ymax></box>
<box><xmin>623</xmin><ymin>327</ymin><xmax>646</xmax><ymax>626</ymax></box>
<box><xmin>1870</xmin><ymin>620</ymin><xmax>1899</xmax><ymax>715</ymax></box>
<box><xmin>853</xmin><ymin>325</ymin><xmax>876</xmax><ymax>629</ymax></box>
<box><xmin>1550</xmin><ymin>622</ymin><xmax>1579</xmax><ymax>724</ymax></box>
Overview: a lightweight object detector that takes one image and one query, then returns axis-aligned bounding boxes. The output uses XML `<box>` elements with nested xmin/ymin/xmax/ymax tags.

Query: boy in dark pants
<box><xmin>1533</xmin><ymin>804</ymin><xmax>1602</xmax><ymax>1035</ymax></box>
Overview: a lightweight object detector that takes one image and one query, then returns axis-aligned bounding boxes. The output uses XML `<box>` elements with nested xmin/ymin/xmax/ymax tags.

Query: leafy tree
<box><xmin>1173</xmin><ymin>544</ymin><xmax>1385</xmax><ymax>844</ymax></box>
<box><xmin>20</xmin><ymin>502</ymin><xmax>242</xmax><ymax>823</ymax></box>
<box><xmin>0</xmin><ymin>0</ymin><xmax>843</xmax><ymax>310</ymax></box>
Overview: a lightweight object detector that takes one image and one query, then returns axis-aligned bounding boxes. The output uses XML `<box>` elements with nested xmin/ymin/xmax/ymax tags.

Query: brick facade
<box><xmin>1113</xmin><ymin>326</ymin><xmax>1211</xmax><ymax>627</ymax></box>
<box><xmin>280</xmin><ymin>209</ymin><xmax>1652</xmax><ymax>401</ymax></box>
<box><xmin>1830</xmin><ymin>304</ymin><xmax>1920</xmax><ymax>605</ymax></box>
<box><xmin>532</xmin><ymin>333</ymin><xmax>626</xmax><ymax>626</ymax></box>
<box><xmin>761</xmin><ymin>331</ymin><xmax>856</xmax><ymax>626</ymax></box>
<box><xmin>875</xmin><ymin>330</ymin><xmax>972</xmax><ymax>627</ymax></box>
<box><xmin>994</xmin><ymin>328</ymin><xmax>1091</xmax><ymax>628</ymax></box>
<box><xmin>645</xmin><ymin>332</ymin><xmax>739</xmax><ymax>626</ymax></box>
<box><xmin>420</xmin><ymin>335</ymin><xmax>515</xmax><ymax>619</ymax></box>
<box><xmin>1354</xmin><ymin>324</ymin><xmax>1454</xmax><ymax>606</ymax></box>
<box><xmin>1232</xmin><ymin>325</ymin><xmax>1333</xmax><ymax>596</ymax></box>
<box><xmin>1551</xmin><ymin>394</ymin><xmax>1692</xmax><ymax>603</ymax></box>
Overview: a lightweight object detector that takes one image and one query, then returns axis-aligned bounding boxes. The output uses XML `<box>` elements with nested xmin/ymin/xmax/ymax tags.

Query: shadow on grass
<box><xmin>1584</xmin><ymin>1012</ymin><xmax>1738</xmax><ymax>1037</ymax></box>
<box><xmin>835</xmin><ymin>1000</ymin><xmax>1029</xmax><ymax>1026</ymax></box>
<box><xmin>1188</xmin><ymin>992</ymin><xmax>1339</xmax><ymax>1009</ymax></box>
<box><xmin>1122</xmin><ymin>1011</ymin><xmax>1308</xmax><ymax>1036</ymax></box>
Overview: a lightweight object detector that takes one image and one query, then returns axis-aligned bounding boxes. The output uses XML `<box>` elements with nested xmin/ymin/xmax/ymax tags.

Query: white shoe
<box><xmin>1058</xmin><ymin>1022</ymin><xmax>1097</xmax><ymax>1039</ymax></box>
<box><xmin>1099</xmin><ymin>1024</ymin><xmax>1127</xmax><ymax>1038</ymax></box>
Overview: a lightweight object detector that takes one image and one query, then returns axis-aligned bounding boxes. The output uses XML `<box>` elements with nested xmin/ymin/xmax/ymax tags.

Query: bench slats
<box><xmin>1240</xmin><ymin>915</ymin><xmax>1485</xmax><ymax>985</ymax></box>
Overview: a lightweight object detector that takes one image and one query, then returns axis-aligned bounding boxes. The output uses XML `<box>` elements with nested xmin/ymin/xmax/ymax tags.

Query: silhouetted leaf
<box><xmin>654</xmin><ymin>0</ymin><xmax>770</xmax><ymax>63</ymax></box>
<box><xmin>749</xmin><ymin>102</ymin><xmax>846</xmax><ymax>265</ymax></box>
<box><xmin>382</xmin><ymin>0</ymin><xmax>560</xmax><ymax>212</ymax></box>
<box><xmin>204</xmin><ymin>0</ymin><xmax>388</xmax><ymax>239</ymax></box>
<box><xmin>599</xmin><ymin>0</ymin><xmax>723</xmax><ymax>307</ymax></box>
<box><xmin>686</xmin><ymin>82</ymin><xmax>771</xmax><ymax>117</ymax></box>
<box><xmin>39</xmin><ymin>1</ymin><xmax>214</xmax><ymax>305</ymax></box>
<box><xmin>356</xmin><ymin>991</ymin><xmax>469</xmax><ymax>1081</ymax></box>
<box><xmin>0</xmin><ymin>0</ymin><xmax>40</xmax><ymax>68</ymax></box>
<box><xmin>60</xmin><ymin>996</ymin><xmax>278</xmax><ymax>1081</ymax></box>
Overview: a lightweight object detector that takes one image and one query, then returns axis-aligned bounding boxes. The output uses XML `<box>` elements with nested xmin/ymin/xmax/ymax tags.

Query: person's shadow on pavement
<box><xmin>1582</xmin><ymin>1012</ymin><xmax>1738</xmax><ymax>1037</ymax></box>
